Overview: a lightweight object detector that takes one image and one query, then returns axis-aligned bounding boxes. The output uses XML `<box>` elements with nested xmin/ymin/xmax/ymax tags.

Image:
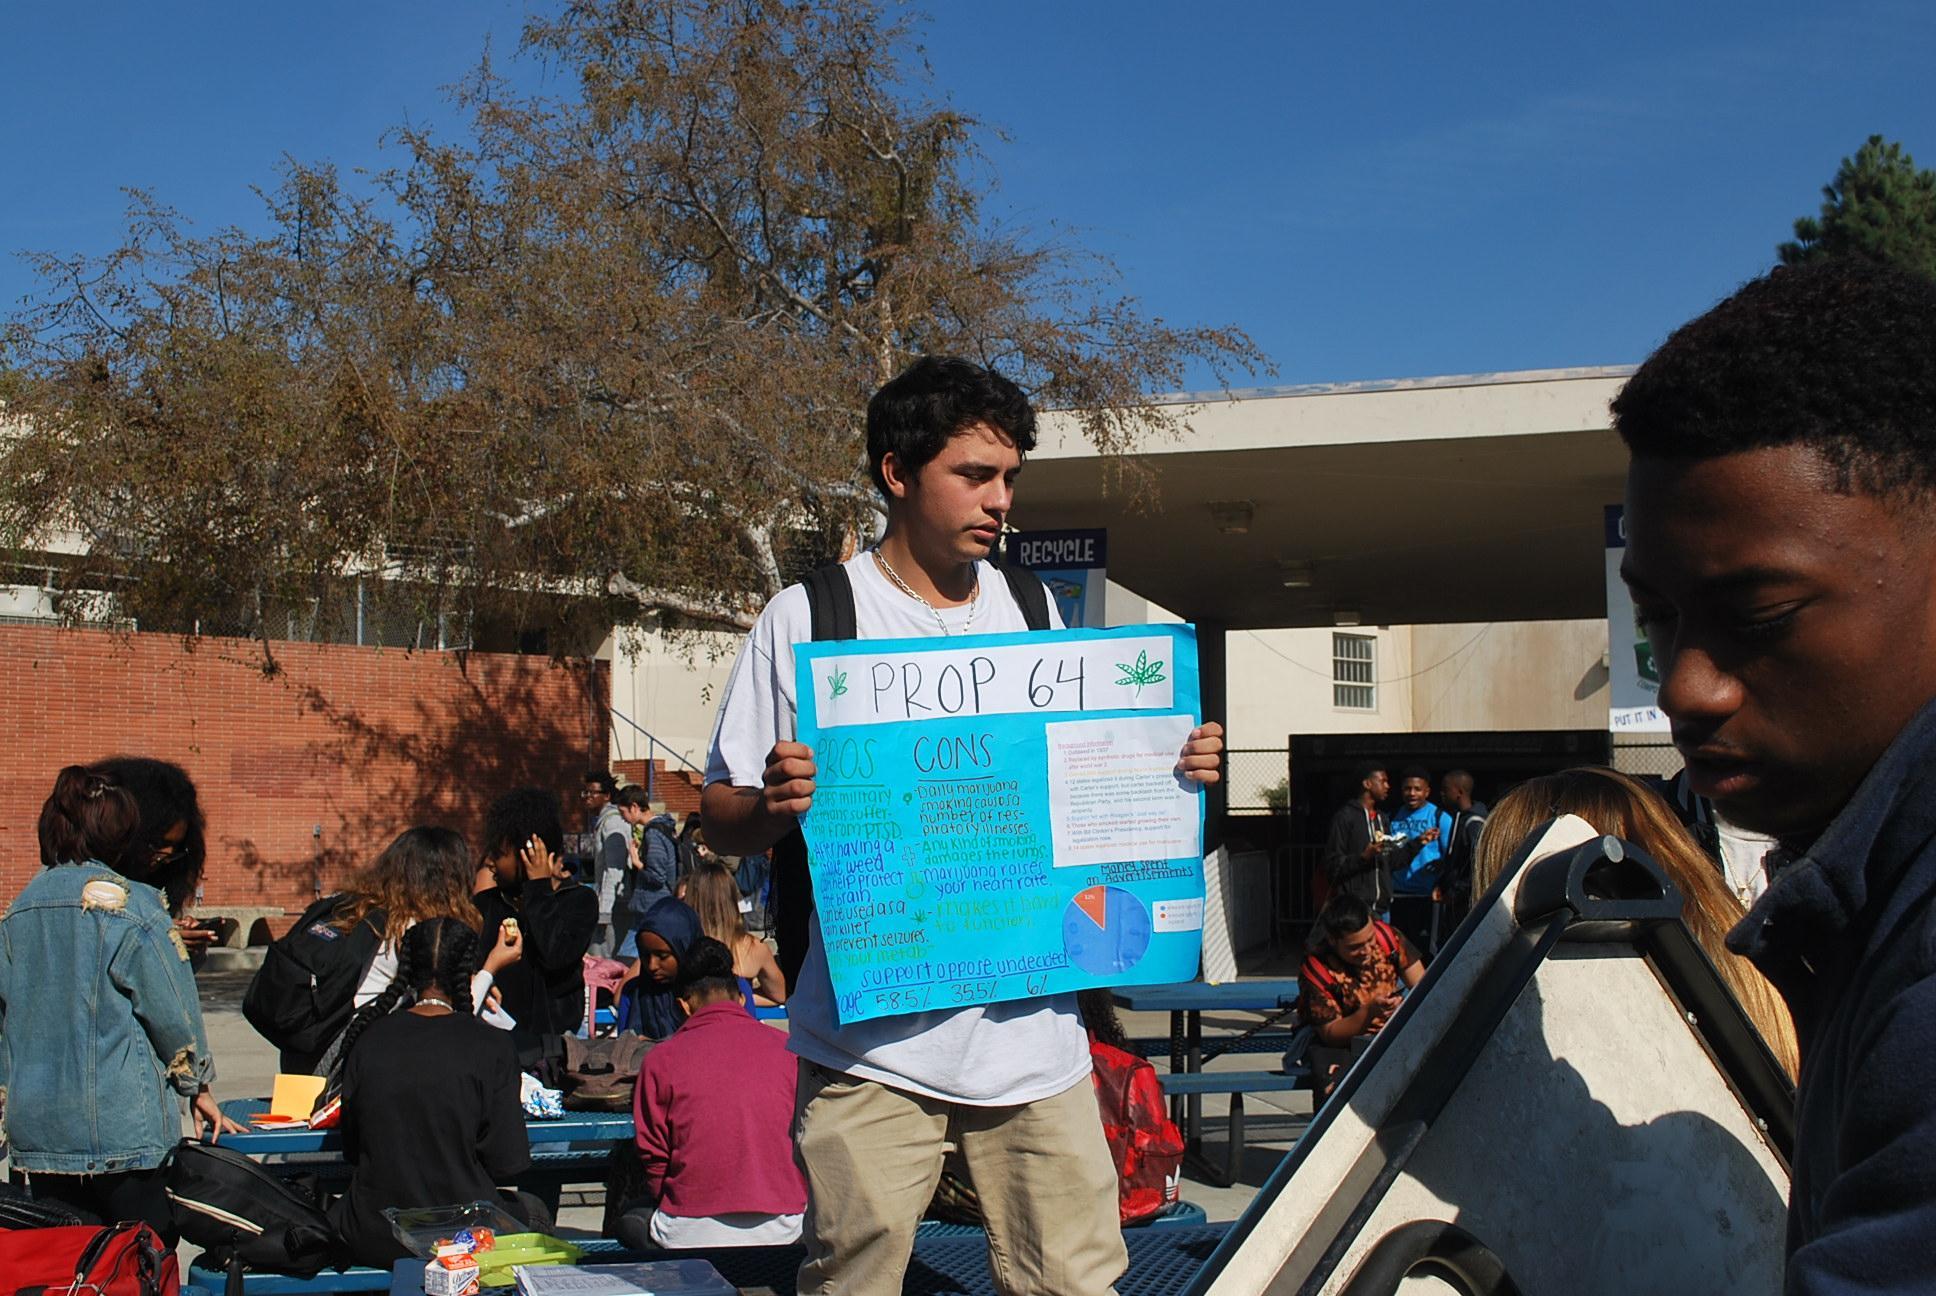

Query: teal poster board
<box><xmin>795</xmin><ymin>624</ymin><xmax>1205</xmax><ymax>1024</ymax></box>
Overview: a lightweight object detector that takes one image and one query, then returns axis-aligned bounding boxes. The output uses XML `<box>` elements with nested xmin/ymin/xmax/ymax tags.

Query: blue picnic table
<box><xmin>1112</xmin><ymin>979</ymin><xmax>1302</xmax><ymax>1178</ymax></box>
<box><xmin>1111</xmin><ymin>979</ymin><xmax>1301</xmax><ymax>1085</ymax></box>
<box><xmin>218</xmin><ymin>1099</ymin><xmax>633</xmax><ymax>1157</ymax></box>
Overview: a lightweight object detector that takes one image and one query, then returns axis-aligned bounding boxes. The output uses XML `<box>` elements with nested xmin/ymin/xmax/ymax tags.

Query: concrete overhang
<box><xmin>1017</xmin><ymin>367</ymin><xmax>1636</xmax><ymax>630</ymax></box>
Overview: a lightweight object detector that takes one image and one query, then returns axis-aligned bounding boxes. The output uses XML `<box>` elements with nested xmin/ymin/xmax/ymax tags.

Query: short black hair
<box><xmin>865</xmin><ymin>356</ymin><xmax>1037</xmax><ymax>496</ymax></box>
<box><xmin>1320</xmin><ymin>891</ymin><xmax>1373</xmax><ymax>940</ymax></box>
<box><xmin>482</xmin><ymin>787</ymin><xmax>566</xmax><ymax>859</ymax></box>
<box><xmin>1613</xmin><ymin>259</ymin><xmax>1936</xmax><ymax>499</ymax></box>
<box><xmin>1355</xmin><ymin>763</ymin><xmax>1387</xmax><ymax>786</ymax></box>
<box><xmin>585</xmin><ymin>770</ymin><xmax>616</xmax><ymax>795</ymax></box>
<box><xmin>1399</xmin><ymin>766</ymin><xmax>1432</xmax><ymax>786</ymax></box>
<box><xmin>614</xmin><ymin>785</ymin><xmax>649</xmax><ymax>811</ymax></box>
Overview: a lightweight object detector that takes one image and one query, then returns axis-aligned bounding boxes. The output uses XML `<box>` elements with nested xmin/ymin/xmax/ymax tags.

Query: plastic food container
<box><xmin>384</xmin><ymin>1202</ymin><xmax>529</xmax><ymax>1258</ymax></box>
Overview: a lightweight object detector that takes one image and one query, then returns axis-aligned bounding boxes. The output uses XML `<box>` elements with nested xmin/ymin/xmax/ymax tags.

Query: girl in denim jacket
<box><xmin>0</xmin><ymin>763</ymin><xmax>239</xmax><ymax>1239</ymax></box>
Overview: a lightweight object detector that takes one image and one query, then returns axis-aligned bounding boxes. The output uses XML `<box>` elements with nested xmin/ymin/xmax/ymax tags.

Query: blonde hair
<box><xmin>1473</xmin><ymin>766</ymin><xmax>1799</xmax><ymax>1082</ymax></box>
<box><xmin>685</xmin><ymin>861</ymin><xmax>749</xmax><ymax>952</ymax></box>
<box><xmin>333</xmin><ymin>826</ymin><xmax>481</xmax><ymax>945</ymax></box>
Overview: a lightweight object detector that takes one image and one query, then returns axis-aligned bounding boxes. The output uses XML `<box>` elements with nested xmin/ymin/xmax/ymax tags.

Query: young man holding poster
<box><xmin>702</xmin><ymin>356</ymin><xmax>1224</xmax><ymax>1295</ymax></box>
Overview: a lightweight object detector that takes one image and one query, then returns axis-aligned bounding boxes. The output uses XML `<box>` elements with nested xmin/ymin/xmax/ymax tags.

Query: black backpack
<box><xmin>242</xmin><ymin>895</ymin><xmax>385</xmax><ymax>1066</ymax></box>
<box><xmin>769</xmin><ymin>561</ymin><xmax>1051</xmax><ymax>989</ymax></box>
<box><xmin>163</xmin><ymin>1140</ymin><xmax>339</xmax><ymax>1294</ymax></box>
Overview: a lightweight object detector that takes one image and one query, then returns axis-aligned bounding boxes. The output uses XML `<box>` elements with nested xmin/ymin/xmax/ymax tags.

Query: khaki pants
<box><xmin>793</xmin><ymin>1061</ymin><xmax>1127</xmax><ymax>1296</ymax></box>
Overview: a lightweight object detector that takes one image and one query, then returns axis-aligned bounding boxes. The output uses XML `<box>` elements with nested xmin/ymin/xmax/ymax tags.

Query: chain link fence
<box><xmin>1611</xmin><ymin>739</ymin><xmax>1681</xmax><ymax>780</ymax></box>
<box><xmin>4</xmin><ymin>577</ymin><xmax>477</xmax><ymax>650</ymax></box>
<box><xmin>1225</xmin><ymin>747</ymin><xmax>1290</xmax><ymax>815</ymax></box>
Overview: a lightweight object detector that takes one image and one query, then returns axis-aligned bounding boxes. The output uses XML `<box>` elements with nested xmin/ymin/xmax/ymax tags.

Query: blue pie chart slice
<box><xmin>1062</xmin><ymin>885</ymin><xmax>1154</xmax><ymax>976</ymax></box>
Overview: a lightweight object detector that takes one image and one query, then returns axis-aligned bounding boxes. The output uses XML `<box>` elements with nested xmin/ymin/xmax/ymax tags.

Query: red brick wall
<box><xmin>1</xmin><ymin>626</ymin><xmax>609</xmax><ymax>913</ymax></box>
<box><xmin>611</xmin><ymin>760</ymin><xmax>705</xmax><ymax>817</ymax></box>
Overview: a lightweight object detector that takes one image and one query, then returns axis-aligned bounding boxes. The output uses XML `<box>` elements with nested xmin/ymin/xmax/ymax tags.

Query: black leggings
<box><xmin>17</xmin><ymin>1167</ymin><xmax>178</xmax><ymax>1245</ymax></box>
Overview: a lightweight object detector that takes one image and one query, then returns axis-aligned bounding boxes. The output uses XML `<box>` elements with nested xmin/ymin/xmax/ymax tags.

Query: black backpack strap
<box><xmin>997</xmin><ymin>562</ymin><xmax>1053</xmax><ymax>630</ymax></box>
<box><xmin>802</xmin><ymin>561</ymin><xmax>858</xmax><ymax>642</ymax></box>
<box><xmin>772</xmin><ymin>561</ymin><xmax>857</xmax><ymax>991</ymax></box>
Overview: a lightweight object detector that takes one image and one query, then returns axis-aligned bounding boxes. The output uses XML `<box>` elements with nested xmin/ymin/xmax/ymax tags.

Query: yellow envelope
<box><xmin>269</xmin><ymin>1073</ymin><xmax>326</xmax><ymax>1118</ymax></box>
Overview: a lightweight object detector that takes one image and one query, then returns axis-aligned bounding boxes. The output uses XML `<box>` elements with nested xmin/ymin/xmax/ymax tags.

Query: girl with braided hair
<box><xmin>328</xmin><ymin>917</ymin><xmax>545</xmax><ymax>1266</ymax></box>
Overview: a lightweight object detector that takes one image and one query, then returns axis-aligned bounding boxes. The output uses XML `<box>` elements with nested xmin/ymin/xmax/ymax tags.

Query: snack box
<box><xmin>423</xmin><ymin>1251</ymin><xmax>479</xmax><ymax>1296</ymax></box>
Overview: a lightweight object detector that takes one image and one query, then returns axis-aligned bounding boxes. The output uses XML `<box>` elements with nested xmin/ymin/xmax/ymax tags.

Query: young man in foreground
<box><xmin>1613</xmin><ymin>258</ymin><xmax>1936</xmax><ymax>1293</ymax></box>
<box><xmin>702</xmin><ymin>356</ymin><xmax>1223</xmax><ymax>1295</ymax></box>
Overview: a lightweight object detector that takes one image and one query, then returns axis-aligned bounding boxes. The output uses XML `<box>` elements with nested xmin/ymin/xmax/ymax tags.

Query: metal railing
<box><xmin>609</xmin><ymin>706</ymin><xmax>705</xmax><ymax>801</ymax></box>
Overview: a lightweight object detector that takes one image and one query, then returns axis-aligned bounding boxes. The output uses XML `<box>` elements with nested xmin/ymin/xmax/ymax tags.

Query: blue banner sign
<box><xmin>1008</xmin><ymin>528</ymin><xmax>1109</xmax><ymax>628</ymax></box>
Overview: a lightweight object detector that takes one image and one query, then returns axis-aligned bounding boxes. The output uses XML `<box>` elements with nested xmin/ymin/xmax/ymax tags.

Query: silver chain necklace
<box><xmin>872</xmin><ymin>548</ymin><xmax>980</xmax><ymax>635</ymax></box>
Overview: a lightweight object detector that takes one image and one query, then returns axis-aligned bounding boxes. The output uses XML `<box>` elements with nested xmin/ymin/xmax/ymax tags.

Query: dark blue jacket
<box><xmin>1729</xmin><ymin>698</ymin><xmax>1936</xmax><ymax>1294</ymax></box>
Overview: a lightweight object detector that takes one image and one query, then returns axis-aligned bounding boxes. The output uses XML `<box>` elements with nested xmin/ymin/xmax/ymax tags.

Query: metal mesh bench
<box><xmin>913</xmin><ymin>1199</ymin><xmax>1209</xmax><ymax>1238</ymax></box>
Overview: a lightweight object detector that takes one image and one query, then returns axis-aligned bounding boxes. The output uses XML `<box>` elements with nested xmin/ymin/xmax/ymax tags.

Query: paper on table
<box><xmin>269</xmin><ymin>1072</ymin><xmax>326</xmax><ymax>1118</ymax></box>
<box><xmin>1045</xmin><ymin>713</ymin><xmax>1201</xmax><ymax>869</ymax></box>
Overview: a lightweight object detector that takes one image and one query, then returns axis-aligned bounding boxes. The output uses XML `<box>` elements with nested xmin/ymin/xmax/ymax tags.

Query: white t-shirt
<box><xmin>705</xmin><ymin>552</ymin><xmax>1091</xmax><ymax>1105</ymax></box>
<box><xmin>1716</xmin><ymin>818</ymin><xmax>1776</xmax><ymax>907</ymax></box>
<box><xmin>353</xmin><ymin>938</ymin><xmax>501</xmax><ymax>1025</ymax></box>
<box><xmin>648</xmin><ymin>1210</ymin><xmax>803</xmax><ymax>1249</ymax></box>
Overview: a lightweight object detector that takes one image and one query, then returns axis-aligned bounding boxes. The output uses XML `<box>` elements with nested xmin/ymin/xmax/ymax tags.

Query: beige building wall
<box><xmin>1406</xmin><ymin>619</ymin><xmax>1610</xmax><ymax>733</ymax></box>
<box><xmin>606</xmin><ymin>626</ymin><xmax>742</xmax><ymax>776</ymax></box>
<box><xmin>1222</xmin><ymin>626</ymin><xmax>1415</xmax><ymax>809</ymax></box>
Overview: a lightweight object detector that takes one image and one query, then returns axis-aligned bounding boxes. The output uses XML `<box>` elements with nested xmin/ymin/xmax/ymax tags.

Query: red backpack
<box><xmin>0</xmin><ymin>1220</ymin><xmax>180</xmax><ymax>1296</ymax></box>
<box><xmin>1089</xmin><ymin>1038</ymin><xmax>1185</xmax><ymax>1224</ymax></box>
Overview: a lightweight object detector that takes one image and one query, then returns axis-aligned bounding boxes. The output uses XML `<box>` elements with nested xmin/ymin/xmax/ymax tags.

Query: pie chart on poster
<box><xmin>1063</xmin><ymin>886</ymin><xmax>1154</xmax><ymax>976</ymax></box>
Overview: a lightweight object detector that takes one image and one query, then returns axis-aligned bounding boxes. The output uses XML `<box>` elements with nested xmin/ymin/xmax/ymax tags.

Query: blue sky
<box><xmin>3</xmin><ymin>1</ymin><xmax>1930</xmax><ymax>387</ymax></box>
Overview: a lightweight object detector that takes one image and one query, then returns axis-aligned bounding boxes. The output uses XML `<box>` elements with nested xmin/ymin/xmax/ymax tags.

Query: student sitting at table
<box><xmin>684</xmin><ymin>862</ymin><xmax>786</xmax><ymax>1005</ymax></box>
<box><xmin>1298</xmin><ymin>892</ymin><xmax>1424</xmax><ymax>1095</ymax></box>
<box><xmin>472</xmin><ymin>788</ymin><xmax>600</xmax><ymax>1070</ymax></box>
<box><xmin>615</xmin><ymin>937</ymin><xmax>806</xmax><ymax>1250</ymax></box>
<box><xmin>329</xmin><ymin>917</ymin><xmax>549</xmax><ymax>1267</ymax></box>
<box><xmin>616</xmin><ymin>896</ymin><xmax>705</xmax><ymax>1038</ymax></box>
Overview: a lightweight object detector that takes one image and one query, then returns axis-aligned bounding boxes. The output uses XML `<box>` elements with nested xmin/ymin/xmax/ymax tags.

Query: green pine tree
<box><xmin>1779</xmin><ymin>135</ymin><xmax>1936</xmax><ymax>280</ymax></box>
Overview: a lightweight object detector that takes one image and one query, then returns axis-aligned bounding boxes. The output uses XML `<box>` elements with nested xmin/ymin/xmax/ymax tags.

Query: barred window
<box><xmin>1333</xmin><ymin>633</ymin><xmax>1376</xmax><ymax>710</ymax></box>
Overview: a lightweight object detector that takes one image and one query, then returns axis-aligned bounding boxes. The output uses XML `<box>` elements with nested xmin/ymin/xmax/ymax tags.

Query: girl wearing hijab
<box><xmin>617</xmin><ymin>897</ymin><xmax>702</xmax><ymax>1039</ymax></box>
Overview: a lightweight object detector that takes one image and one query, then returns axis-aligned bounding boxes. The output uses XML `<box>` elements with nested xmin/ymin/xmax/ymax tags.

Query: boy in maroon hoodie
<box><xmin>626</xmin><ymin>938</ymin><xmax>807</xmax><ymax>1248</ymax></box>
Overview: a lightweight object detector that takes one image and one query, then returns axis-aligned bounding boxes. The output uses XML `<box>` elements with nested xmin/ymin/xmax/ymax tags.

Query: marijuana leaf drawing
<box><xmin>828</xmin><ymin>669</ymin><xmax>849</xmax><ymax>700</ymax></box>
<box><xmin>1115</xmin><ymin>649</ymin><xmax>1168</xmax><ymax>697</ymax></box>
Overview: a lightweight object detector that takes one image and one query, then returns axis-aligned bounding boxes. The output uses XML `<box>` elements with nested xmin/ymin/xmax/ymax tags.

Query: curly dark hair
<box><xmin>96</xmin><ymin>756</ymin><xmax>206</xmax><ymax>916</ymax></box>
<box><xmin>481</xmin><ymin>787</ymin><xmax>566</xmax><ymax>860</ymax></box>
<box><xmin>865</xmin><ymin>355</ymin><xmax>1037</xmax><ymax>496</ymax></box>
<box><xmin>1612</xmin><ymin>258</ymin><xmax>1936</xmax><ymax>499</ymax></box>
